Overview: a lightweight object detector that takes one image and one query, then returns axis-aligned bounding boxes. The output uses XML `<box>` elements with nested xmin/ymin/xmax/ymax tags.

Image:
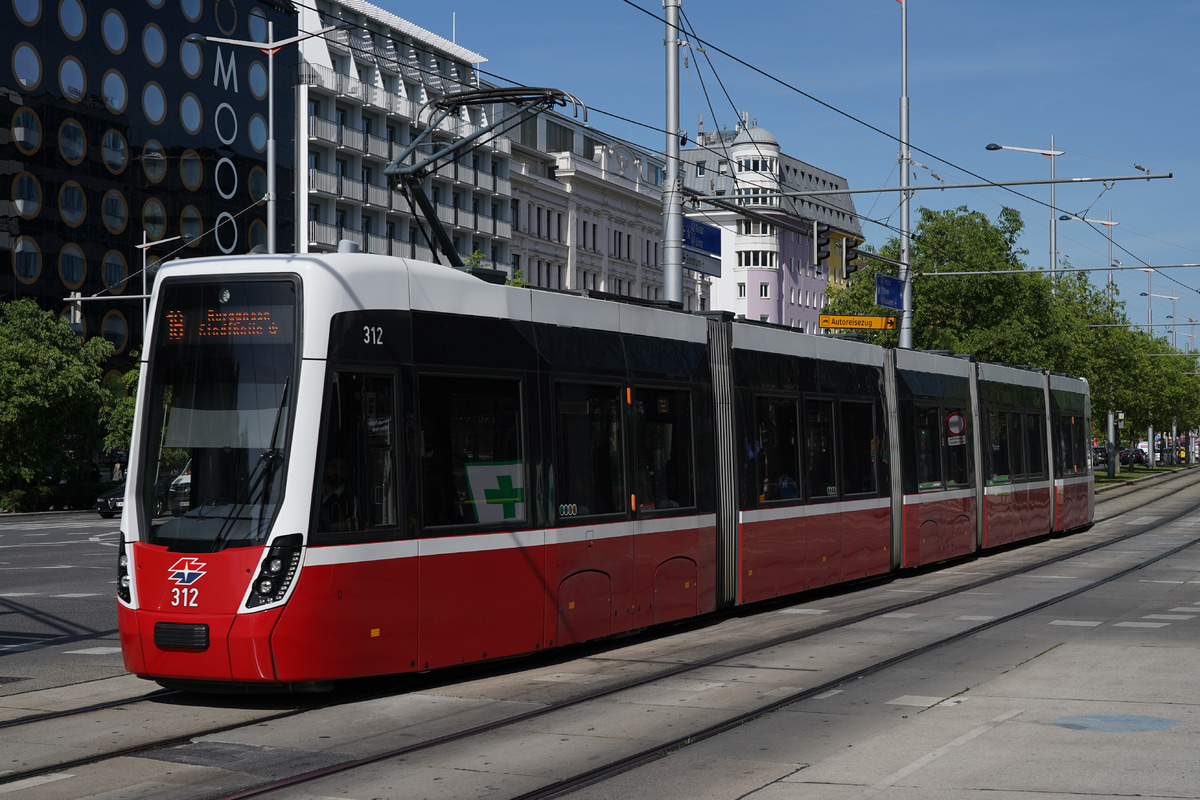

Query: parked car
<box><xmin>1119</xmin><ymin>448</ymin><xmax>1146</xmax><ymax>466</ymax></box>
<box><xmin>168</xmin><ymin>466</ymin><xmax>191</xmax><ymax>515</ymax></box>
<box><xmin>96</xmin><ymin>475</ymin><xmax>174</xmax><ymax>518</ymax></box>
<box><xmin>94</xmin><ymin>484</ymin><xmax>125</xmax><ymax>518</ymax></box>
<box><xmin>1092</xmin><ymin>446</ymin><xmax>1108</xmax><ymax>466</ymax></box>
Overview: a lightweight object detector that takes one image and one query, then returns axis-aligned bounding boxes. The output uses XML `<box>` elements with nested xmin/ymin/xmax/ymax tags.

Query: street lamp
<box><xmin>1139</xmin><ymin>288</ymin><xmax>1177</xmax><ymax>338</ymax></box>
<box><xmin>1059</xmin><ymin>211</ymin><xmax>1118</xmax><ymax>304</ymax></box>
<box><xmin>1058</xmin><ymin>210</ymin><xmax>1121</xmax><ymax>477</ymax></box>
<box><xmin>136</xmin><ymin>232</ymin><xmax>193</xmax><ymax>331</ymax></box>
<box><xmin>186</xmin><ymin>21</ymin><xmax>343</xmax><ymax>254</ymax></box>
<box><xmin>987</xmin><ymin>139</ymin><xmax>1065</xmax><ymax>287</ymax></box>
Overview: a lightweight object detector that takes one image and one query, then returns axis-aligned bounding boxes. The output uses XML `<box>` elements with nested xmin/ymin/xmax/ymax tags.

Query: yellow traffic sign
<box><xmin>819</xmin><ymin>314</ymin><xmax>897</xmax><ymax>330</ymax></box>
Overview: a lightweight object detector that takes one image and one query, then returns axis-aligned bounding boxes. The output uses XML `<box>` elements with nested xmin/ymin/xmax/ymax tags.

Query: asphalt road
<box><xmin>0</xmin><ymin>511</ymin><xmax>126</xmax><ymax>693</ymax></box>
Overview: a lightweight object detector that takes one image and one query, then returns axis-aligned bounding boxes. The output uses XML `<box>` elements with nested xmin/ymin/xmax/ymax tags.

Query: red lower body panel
<box><xmin>739</xmin><ymin>499</ymin><xmax>891</xmax><ymax>603</ymax></box>
<box><xmin>902</xmin><ymin>491</ymin><xmax>976</xmax><ymax>567</ymax></box>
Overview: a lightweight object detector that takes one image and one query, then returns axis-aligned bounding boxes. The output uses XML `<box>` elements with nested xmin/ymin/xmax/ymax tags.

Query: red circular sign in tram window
<box><xmin>945</xmin><ymin>411</ymin><xmax>965</xmax><ymax>436</ymax></box>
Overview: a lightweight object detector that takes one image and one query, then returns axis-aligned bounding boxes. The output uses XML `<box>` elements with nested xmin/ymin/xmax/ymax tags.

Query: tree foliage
<box><xmin>828</xmin><ymin>205</ymin><xmax>1200</xmax><ymax>446</ymax></box>
<box><xmin>99</xmin><ymin>358</ymin><xmax>139</xmax><ymax>456</ymax></box>
<box><xmin>0</xmin><ymin>299</ymin><xmax>112</xmax><ymax>488</ymax></box>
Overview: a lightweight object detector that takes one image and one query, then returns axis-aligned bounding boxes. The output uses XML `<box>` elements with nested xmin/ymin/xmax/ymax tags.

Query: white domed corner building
<box><xmin>680</xmin><ymin>119</ymin><xmax>863</xmax><ymax>333</ymax></box>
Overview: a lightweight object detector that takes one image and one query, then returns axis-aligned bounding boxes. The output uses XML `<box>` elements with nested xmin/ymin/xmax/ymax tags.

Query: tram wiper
<box><xmin>211</xmin><ymin>377</ymin><xmax>291</xmax><ymax>552</ymax></box>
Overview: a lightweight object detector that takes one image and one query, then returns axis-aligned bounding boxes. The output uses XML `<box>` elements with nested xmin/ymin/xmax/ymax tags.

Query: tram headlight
<box><xmin>246</xmin><ymin>534</ymin><xmax>302</xmax><ymax>609</ymax></box>
<box><xmin>116</xmin><ymin>545</ymin><xmax>132</xmax><ymax>603</ymax></box>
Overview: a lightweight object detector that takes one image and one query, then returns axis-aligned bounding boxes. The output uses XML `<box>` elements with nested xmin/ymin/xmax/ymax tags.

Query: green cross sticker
<box><xmin>484</xmin><ymin>474</ymin><xmax>525</xmax><ymax>519</ymax></box>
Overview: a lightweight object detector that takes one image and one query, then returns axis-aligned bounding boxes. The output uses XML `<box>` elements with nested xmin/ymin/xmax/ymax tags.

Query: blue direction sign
<box><xmin>682</xmin><ymin>218</ymin><xmax>722</xmax><ymax>277</ymax></box>
<box><xmin>875</xmin><ymin>273</ymin><xmax>904</xmax><ymax>311</ymax></box>
<box><xmin>682</xmin><ymin>218</ymin><xmax>721</xmax><ymax>255</ymax></box>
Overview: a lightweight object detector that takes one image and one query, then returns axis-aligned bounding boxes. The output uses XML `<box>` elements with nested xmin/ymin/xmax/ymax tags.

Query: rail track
<box><xmin>3</xmin><ymin>468</ymin><xmax>1198</xmax><ymax>800</ymax></box>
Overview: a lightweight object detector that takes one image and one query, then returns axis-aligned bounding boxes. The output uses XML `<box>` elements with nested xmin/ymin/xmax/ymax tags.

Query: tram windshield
<box><xmin>138</xmin><ymin>278</ymin><xmax>298</xmax><ymax>551</ymax></box>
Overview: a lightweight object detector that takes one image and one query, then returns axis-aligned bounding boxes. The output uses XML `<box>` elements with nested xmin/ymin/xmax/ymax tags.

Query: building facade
<box><xmin>296</xmin><ymin>0</ymin><xmax>513</xmax><ymax>264</ymax></box>
<box><xmin>506</xmin><ymin>107</ymin><xmax>709</xmax><ymax>311</ymax></box>
<box><xmin>3</xmin><ymin>0</ymin><xmax>297</xmax><ymax>376</ymax></box>
<box><xmin>681</xmin><ymin>121</ymin><xmax>862</xmax><ymax>331</ymax></box>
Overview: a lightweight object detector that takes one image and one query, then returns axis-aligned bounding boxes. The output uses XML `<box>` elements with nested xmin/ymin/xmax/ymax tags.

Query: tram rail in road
<box><xmin>2</xmin><ymin>467</ymin><xmax>1199</xmax><ymax>799</ymax></box>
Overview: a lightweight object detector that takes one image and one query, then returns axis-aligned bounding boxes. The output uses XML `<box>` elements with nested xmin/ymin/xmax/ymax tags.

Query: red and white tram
<box><xmin>116</xmin><ymin>252</ymin><xmax>1093</xmax><ymax>689</ymax></box>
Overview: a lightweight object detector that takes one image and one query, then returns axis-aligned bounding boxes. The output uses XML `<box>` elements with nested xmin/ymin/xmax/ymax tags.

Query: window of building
<box><xmin>760</xmin><ymin>283</ymin><xmax>769</xmax><ymax>298</ymax></box>
<box><xmin>737</xmin><ymin>282</ymin><xmax>746</xmax><ymax>298</ymax></box>
<box><xmin>546</xmin><ymin>120</ymin><xmax>573</xmax><ymax>153</ymax></box>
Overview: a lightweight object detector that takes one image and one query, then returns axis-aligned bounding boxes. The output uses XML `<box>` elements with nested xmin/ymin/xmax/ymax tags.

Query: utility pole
<box><xmin>663</xmin><ymin>0</ymin><xmax>684</xmax><ymax>307</ymax></box>
<box><xmin>898</xmin><ymin>0</ymin><xmax>913</xmax><ymax>349</ymax></box>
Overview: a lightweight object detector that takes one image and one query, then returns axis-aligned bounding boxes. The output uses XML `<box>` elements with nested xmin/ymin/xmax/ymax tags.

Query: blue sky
<box><xmin>387</xmin><ymin>0</ymin><xmax>1200</xmax><ymax>339</ymax></box>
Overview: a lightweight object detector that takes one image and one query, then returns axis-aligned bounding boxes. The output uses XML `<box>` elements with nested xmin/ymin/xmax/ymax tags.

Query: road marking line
<box><xmin>0</xmin><ymin>773</ymin><xmax>74</xmax><ymax>794</ymax></box>
<box><xmin>847</xmin><ymin>710</ymin><xmax>1024</xmax><ymax>799</ymax></box>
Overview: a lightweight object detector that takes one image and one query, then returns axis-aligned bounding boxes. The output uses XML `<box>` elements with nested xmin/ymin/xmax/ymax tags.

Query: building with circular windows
<box><xmin>2</xmin><ymin>0</ymin><xmax>298</xmax><ymax>362</ymax></box>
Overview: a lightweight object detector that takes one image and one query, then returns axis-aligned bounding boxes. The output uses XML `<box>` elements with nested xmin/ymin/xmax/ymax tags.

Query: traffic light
<box><xmin>844</xmin><ymin>240</ymin><xmax>860</xmax><ymax>274</ymax></box>
<box><xmin>814</xmin><ymin>223</ymin><xmax>831</xmax><ymax>263</ymax></box>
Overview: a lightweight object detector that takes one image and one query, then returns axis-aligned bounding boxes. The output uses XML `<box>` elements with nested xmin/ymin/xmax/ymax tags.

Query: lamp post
<box><xmin>187</xmin><ymin>22</ymin><xmax>342</xmax><ymax>254</ymax></box>
<box><xmin>986</xmin><ymin>139</ymin><xmax>1064</xmax><ymax>287</ymax></box>
<box><xmin>1139</xmin><ymin>288</ymin><xmax>1176</xmax><ymax>338</ymax></box>
<box><xmin>1058</xmin><ymin>210</ymin><xmax>1122</xmax><ymax>477</ymax></box>
<box><xmin>1059</xmin><ymin>210</ymin><xmax>1118</xmax><ymax>304</ymax></box>
<box><xmin>135</xmin><ymin>231</ymin><xmax>193</xmax><ymax>332</ymax></box>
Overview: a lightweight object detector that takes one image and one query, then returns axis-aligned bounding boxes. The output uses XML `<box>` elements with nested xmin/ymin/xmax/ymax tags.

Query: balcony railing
<box><xmin>339</xmin><ymin>126</ymin><xmax>364</xmax><ymax>151</ymax></box>
<box><xmin>340</xmin><ymin>176</ymin><xmax>365</xmax><ymax>203</ymax></box>
<box><xmin>309</xmin><ymin>220</ymin><xmax>338</xmax><ymax>248</ymax></box>
<box><xmin>309</xmin><ymin>115</ymin><xmax>338</xmax><ymax>144</ymax></box>
<box><xmin>365</xmin><ymin>133</ymin><xmax>391</xmax><ymax>159</ymax></box>
<box><xmin>309</xmin><ymin>168</ymin><xmax>338</xmax><ymax>195</ymax></box>
<box><xmin>365</xmin><ymin>182</ymin><xmax>390</xmax><ymax>207</ymax></box>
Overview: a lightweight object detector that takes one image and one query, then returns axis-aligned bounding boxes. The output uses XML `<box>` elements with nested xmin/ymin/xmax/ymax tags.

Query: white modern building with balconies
<box><xmin>297</xmin><ymin>1</ymin><xmax>511</xmax><ymax>263</ymax></box>
<box><xmin>297</xmin><ymin>0</ymin><xmax>709</xmax><ymax>310</ymax></box>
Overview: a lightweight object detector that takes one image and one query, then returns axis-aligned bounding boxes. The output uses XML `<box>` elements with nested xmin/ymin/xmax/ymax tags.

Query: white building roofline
<box><xmin>338</xmin><ymin>0</ymin><xmax>487</xmax><ymax>64</ymax></box>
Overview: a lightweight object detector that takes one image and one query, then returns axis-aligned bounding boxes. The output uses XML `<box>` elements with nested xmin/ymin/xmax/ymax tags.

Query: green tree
<box><xmin>99</xmin><ymin>358</ymin><xmax>139</xmax><ymax>457</ymax></box>
<box><xmin>462</xmin><ymin>250</ymin><xmax>489</xmax><ymax>269</ymax></box>
<box><xmin>0</xmin><ymin>299</ymin><xmax>111</xmax><ymax>492</ymax></box>
<box><xmin>828</xmin><ymin>205</ymin><xmax>1200</xmax><ymax>453</ymax></box>
<box><xmin>830</xmin><ymin>206</ymin><xmax>1063</xmax><ymax>363</ymax></box>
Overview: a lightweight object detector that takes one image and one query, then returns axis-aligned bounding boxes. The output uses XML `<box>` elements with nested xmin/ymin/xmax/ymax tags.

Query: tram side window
<box><xmin>988</xmin><ymin>411</ymin><xmax>1011</xmax><ymax>484</ymax></box>
<box><xmin>1077</xmin><ymin>417</ymin><xmax>1089</xmax><ymax>473</ymax></box>
<box><xmin>754</xmin><ymin>395</ymin><xmax>799</xmax><ymax>502</ymax></box>
<box><xmin>944</xmin><ymin>408</ymin><xmax>971</xmax><ymax>489</ymax></box>
<box><xmin>555</xmin><ymin>383</ymin><xmax>625</xmax><ymax>517</ymax></box>
<box><xmin>914</xmin><ymin>405</ymin><xmax>942</xmax><ymax>491</ymax></box>
<box><xmin>633</xmin><ymin>387</ymin><xmax>694</xmax><ymax>511</ymax></box>
<box><xmin>839</xmin><ymin>401</ymin><xmax>876</xmax><ymax>496</ymax></box>
<box><xmin>315</xmin><ymin>372</ymin><xmax>397</xmax><ymax>535</ymax></box>
<box><xmin>1061</xmin><ymin>414</ymin><xmax>1085</xmax><ymax>475</ymax></box>
<box><xmin>805</xmin><ymin>398</ymin><xmax>837</xmax><ymax>498</ymax></box>
<box><xmin>1024</xmin><ymin>412</ymin><xmax>1045</xmax><ymax>477</ymax></box>
<box><xmin>420</xmin><ymin>376</ymin><xmax>524</xmax><ymax>527</ymax></box>
<box><xmin>1007</xmin><ymin>413</ymin><xmax>1026</xmax><ymax>479</ymax></box>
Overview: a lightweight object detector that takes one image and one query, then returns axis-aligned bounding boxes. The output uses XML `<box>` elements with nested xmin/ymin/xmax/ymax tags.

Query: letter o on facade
<box><xmin>215</xmin><ymin>157</ymin><xmax>238</xmax><ymax>199</ymax></box>
<box><xmin>214</xmin><ymin>102</ymin><xmax>238</xmax><ymax>145</ymax></box>
<box><xmin>214</xmin><ymin>211</ymin><xmax>238</xmax><ymax>254</ymax></box>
